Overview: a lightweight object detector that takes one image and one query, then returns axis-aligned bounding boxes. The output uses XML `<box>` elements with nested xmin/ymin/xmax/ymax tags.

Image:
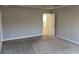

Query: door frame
<box><xmin>43</xmin><ymin>13</ymin><xmax>56</xmax><ymax>37</ymax></box>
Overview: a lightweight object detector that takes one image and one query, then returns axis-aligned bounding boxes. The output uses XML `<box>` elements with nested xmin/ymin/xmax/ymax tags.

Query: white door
<box><xmin>0</xmin><ymin>11</ymin><xmax>2</xmax><ymax>52</ymax></box>
<box><xmin>47</xmin><ymin>13</ymin><xmax>55</xmax><ymax>36</ymax></box>
<box><xmin>43</xmin><ymin>13</ymin><xmax>55</xmax><ymax>37</ymax></box>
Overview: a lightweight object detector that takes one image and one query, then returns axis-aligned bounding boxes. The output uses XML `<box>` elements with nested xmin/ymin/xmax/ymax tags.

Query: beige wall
<box><xmin>2</xmin><ymin>7</ymin><xmax>43</xmax><ymax>41</ymax></box>
<box><xmin>55</xmin><ymin>6</ymin><xmax>79</xmax><ymax>43</ymax></box>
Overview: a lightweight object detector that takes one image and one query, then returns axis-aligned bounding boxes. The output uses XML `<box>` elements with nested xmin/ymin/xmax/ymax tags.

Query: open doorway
<box><xmin>43</xmin><ymin>13</ymin><xmax>55</xmax><ymax>37</ymax></box>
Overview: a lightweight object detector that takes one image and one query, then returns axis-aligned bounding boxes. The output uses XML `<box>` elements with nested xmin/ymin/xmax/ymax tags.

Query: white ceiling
<box><xmin>17</xmin><ymin>5</ymin><xmax>68</xmax><ymax>9</ymax></box>
<box><xmin>1</xmin><ymin>5</ymin><xmax>68</xmax><ymax>10</ymax></box>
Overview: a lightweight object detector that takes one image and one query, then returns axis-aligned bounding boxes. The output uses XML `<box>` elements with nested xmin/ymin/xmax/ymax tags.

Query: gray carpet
<box><xmin>1</xmin><ymin>36</ymin><xmax>79</xmax><ymax>54</ymax></box>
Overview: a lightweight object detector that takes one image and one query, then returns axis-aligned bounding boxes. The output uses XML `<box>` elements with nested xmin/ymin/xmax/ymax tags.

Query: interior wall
<box><xmin>55</xmin><ymin>6</ymin><xmax>79</xmax><ymax>43</ymax></box>
<box><xmin>2</xmin><ymin>7</ymin><xmax>43</xmax><ymax>41</ymax></box>
<box><xmin>0</xmin><ymin>7</ymin><xmax>2</xmax><ymax>48</ymax></box>
<box><xmin>0</xmin><ymin>9</ymin><xmax>1</xmax><ymax>40</ymax></box>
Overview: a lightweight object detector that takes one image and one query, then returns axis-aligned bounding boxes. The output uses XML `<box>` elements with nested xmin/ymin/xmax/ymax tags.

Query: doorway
<box><xmin>43</xmin><ymin>13</ymin><xmax>55</xmax><ymax>37</ymax></box>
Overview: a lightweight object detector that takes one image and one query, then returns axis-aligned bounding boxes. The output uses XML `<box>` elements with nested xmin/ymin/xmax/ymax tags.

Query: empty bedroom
<box><xmin>0</xmin><ymin>5</ymin><xmax>79</xmax><ymax>54</ymax></box>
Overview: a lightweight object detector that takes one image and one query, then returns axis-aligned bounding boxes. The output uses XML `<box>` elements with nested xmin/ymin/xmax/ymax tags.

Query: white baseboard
<box><xmin>2</xmin><ymin>34</ymin><xmax>42</xmax><ymax>41</ymax></box>
<box><xmin>57</xmin><ymin>35</ymin><xmax>79</xmax><ymax>45</ymax></box>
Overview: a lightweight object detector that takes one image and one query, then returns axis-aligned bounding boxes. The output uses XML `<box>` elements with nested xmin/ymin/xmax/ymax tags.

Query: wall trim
<box><xmin>57</xmin><ymin>35</ymin><xmax>79</xmax><ymax>45</ymax></box>
<box><xmin>2</xmin><ymin>34</ymin><xmax>42</xmax><ymax>41</ymax></box>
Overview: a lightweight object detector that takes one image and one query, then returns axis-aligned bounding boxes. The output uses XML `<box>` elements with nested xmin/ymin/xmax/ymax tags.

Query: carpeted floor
<box><xmin>1</xmin><ymin>36</ymin><xmax>79</xmax><ymax>54</ymax></box>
